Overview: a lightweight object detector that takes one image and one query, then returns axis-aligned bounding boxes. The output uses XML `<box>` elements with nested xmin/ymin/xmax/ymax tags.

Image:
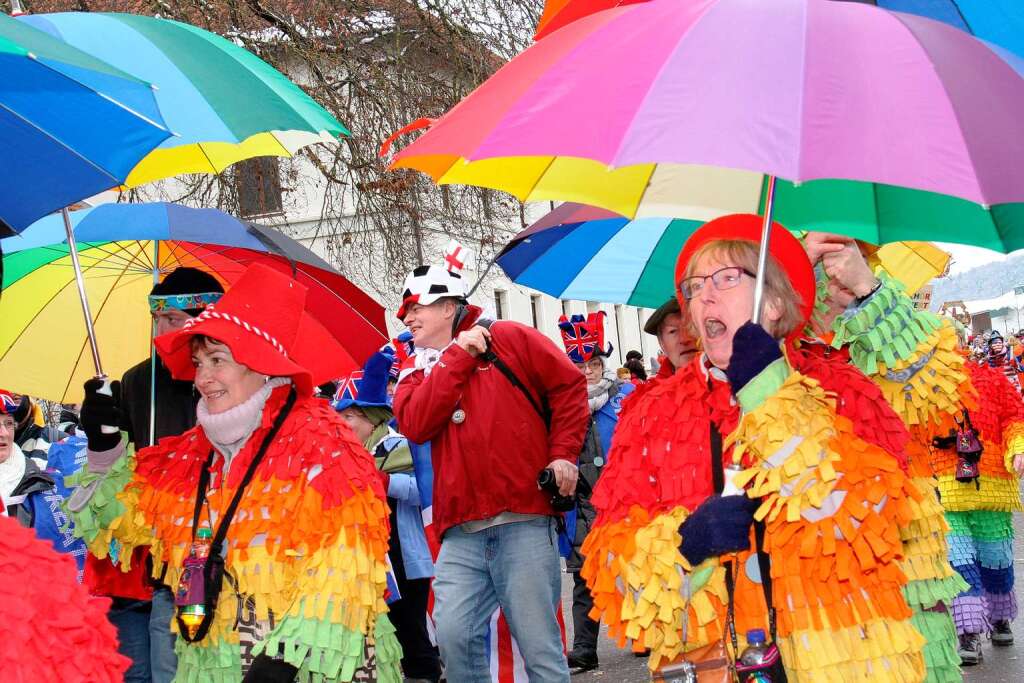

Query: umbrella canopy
<box><xmin>0</xmin><ymin>13</ymin><xmax>169</xmax><ymax>236</ymax></box>
<box><xmin>1</xmin><ymin>203</ymin><xmax>387</xmax><ymax>403</ymax></box>
<box><xmin>498</xmin><ymin>202</ymin><xmax>952</xmax><ymax>308</ymax></box>
<box><xmin>836</xmin><ymin>0</ymin><xmax>1024</xmax><ymax>57</ymax></box>
<box><xmin>391</xmin><ymin>0</ymin><xmax>1024</xmax><ymax>250</ymax></box>
<box><xmin>534</xmin><ymin>0</ymin><xmax>647</xmax><ymax>40</ymax></box>
<box><xmin>18</xmin><ymin>12</ymin><xmax>348</xmax><ymax>187</ymax></box>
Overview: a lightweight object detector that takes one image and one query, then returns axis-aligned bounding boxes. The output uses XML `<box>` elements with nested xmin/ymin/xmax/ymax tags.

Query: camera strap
<box><xmin>475</xmin><ymin>318</ymin><xmax>551</xmax><ymax>429</ymax></box>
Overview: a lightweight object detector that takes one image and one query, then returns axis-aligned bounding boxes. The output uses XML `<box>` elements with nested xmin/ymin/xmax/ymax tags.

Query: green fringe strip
<box><xmin>911</xmin><ymin>609</ymin><xmax>961</xmax><ymax>683</ymax></box>
<box><xmin>255</xmin><ymin>609</ymin><xmax>402</xmax><ymax>682</ymax></box>
<box><xmin>831</xmin><ymin>274</ymin><xmax>941</xmax><ymax>374</ymax></box>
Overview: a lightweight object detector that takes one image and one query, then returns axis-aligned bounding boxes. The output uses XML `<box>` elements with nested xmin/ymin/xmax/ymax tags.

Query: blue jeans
<box><xmin>108</xmin><ymin>600</ymin><xmax>152</xmax><ymax>683</ymax></box>
<box><xmin>150</xmin><ymin>587</ymin><xmax>178</xmax><ymax>683</ymax></box>
<box><xmin>433</xmin><ymin>517</ymin><xmax>568</xmax><ymax>683</ymax></box>
<box><xmin>107</xmin><ymin>588</ymin><xmax>177</xmax><ymax>683</ymax></box>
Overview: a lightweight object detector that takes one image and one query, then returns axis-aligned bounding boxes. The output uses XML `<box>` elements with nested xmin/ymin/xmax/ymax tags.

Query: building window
<box><xmin>530</xmin><ymin>295</ymin><xmax>541</xmax><ymax>329</ymax></box>
<box><xmin>562</xmin><ymin>300</ymin><xmax>572</xmax><ymax>317</ymax></box>
<box><xmin>236</xmin><ymin>157</ymin><xmax>284</xmax><ymax>218</ymax></box>
<box><xmin>494</xmin><ymin>290</ymin><xmax>507</xmax><ymax>320</ymax></box>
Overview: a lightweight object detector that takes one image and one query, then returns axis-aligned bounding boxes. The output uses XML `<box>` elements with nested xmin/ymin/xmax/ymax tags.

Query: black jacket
<box><xmin>120</xmin><ymin>357</ymin><xmax>198</xmax><ymax>449</ymax></box>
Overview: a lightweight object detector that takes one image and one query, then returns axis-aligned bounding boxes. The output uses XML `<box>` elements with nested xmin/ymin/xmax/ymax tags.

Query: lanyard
<box><xmin>189</xmin><ymin>386</ymin><xmax>297</xmax><ymax>552</ymax></box>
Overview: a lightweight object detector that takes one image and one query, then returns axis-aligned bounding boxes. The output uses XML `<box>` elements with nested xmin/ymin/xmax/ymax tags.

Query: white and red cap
<box><xmin>397</xmin><ymin>239</ymin><xmax>472</xmax><ymax>319</ymax></box>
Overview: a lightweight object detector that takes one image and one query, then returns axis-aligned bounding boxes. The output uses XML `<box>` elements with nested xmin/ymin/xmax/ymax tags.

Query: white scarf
<box><xmin>0</xmin><ymin>442</ymin><xmax>27</xmax><ymax>506</ymax></box>
<box><xmin>587</xmin><ymin>371</ymin><xmax>618</xmax><ymax>414</ymax></box>
<box><xmin>197</xmin><ymin>377</ymin><xmax>291</xmax><ymax>470</ymax></box>
<box><xmin>413</xmin><ymin>343</ymin><xmax>453</xmax><ymax>377</ymax></box>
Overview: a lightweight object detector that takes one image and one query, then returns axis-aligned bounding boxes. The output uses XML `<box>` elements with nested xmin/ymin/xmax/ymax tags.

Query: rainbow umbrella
<box><xmin>18</xmin><ymin>12</ymin><xmax>348</xmax><ymax>187</ymax></box>
<box><xmin>497</xmin><ymin>202</ymin><xmax>950</xmax><ymax>308</ymax></box>
<box><xmin>1</xmin><ymin>203</ymin><xmax>387</xmax><ymax>403</ymax></box>
<box><xmin>391</xmin><ymin>0</ymin><xmax>1024</xmax><ymax>253</ymax></box>
<box><xmin>0</xmin><ymin>13</ymin><xmax>169</xmax><ymax>236</ymax></box>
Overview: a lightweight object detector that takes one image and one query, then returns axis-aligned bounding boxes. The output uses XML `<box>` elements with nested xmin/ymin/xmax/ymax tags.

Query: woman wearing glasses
<box><xmin>581</xmin><ymin>214</ymin><xmax>929</xmax><ymax>680</ymax></box>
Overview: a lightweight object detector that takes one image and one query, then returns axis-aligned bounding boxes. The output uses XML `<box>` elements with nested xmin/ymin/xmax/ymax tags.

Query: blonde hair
<box><xmin>682</xmin><ymin>239</ymin><xmax>805</xmax><ymax>338</ymax></box>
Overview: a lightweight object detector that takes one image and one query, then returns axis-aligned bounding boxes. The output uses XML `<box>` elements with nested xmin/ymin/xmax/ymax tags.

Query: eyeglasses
<box><xmin>0</xmin><ymin>417</ymin><xmax>16</xmax><ymax>433</ymax></box>
<box><xmin>679</xmin><ymin>266</ymin><xmax>755</xmax><ymax>301</ymax></box>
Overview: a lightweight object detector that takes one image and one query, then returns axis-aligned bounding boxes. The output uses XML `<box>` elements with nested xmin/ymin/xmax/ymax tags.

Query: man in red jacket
<box><xmin>393</xmin><ymin>263</ymin><xmax>589</xmax><ymax>683</ymax></box>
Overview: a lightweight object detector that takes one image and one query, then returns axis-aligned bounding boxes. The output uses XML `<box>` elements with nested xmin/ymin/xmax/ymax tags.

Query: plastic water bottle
<box><xmin>721</xmin><ymin>462</ymin><xmax>745</xmax><ymax>496</ymax></box>
<box><xmin>737</xmin><ymin>629</ymin><xmax>775</xmax><ymax>682</ymax></box>
<box><xmin>176</xmin><ymin>527</ymin><xmax>212</xmax><ymax>637</ymax></box>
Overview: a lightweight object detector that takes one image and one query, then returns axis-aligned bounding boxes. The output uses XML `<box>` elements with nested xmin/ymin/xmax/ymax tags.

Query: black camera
<box><xmin>538</xmin><ymin>467</ymin><xmax>576</xmax><ymax>512</ymax></box>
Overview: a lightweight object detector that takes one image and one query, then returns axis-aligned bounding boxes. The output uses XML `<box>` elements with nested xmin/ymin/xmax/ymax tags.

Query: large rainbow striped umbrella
<box><xmin>18</xmin><ymin>12</ymin><xmax>348</xmax><ymax>187</ymax></box>
<box><xmin>1</xmin><ymin>203</ymin><xmax>386</xmax><ymax>403</ymax></box>
<box><xmin>391</xmin><ymin>0</ymin><xmax>1024</xmax><ymax>251</ymax></box>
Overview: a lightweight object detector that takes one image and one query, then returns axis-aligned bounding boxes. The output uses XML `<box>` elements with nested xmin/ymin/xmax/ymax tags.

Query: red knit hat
<box><xmin>155</xmin><ymin>263</ymin><xmax>348</xmax><ymax>395</ymax></box>
<box><xmin>674</xmin><ymin>214</ymin><xmax>815</xmax><ymax>324</ymax></box>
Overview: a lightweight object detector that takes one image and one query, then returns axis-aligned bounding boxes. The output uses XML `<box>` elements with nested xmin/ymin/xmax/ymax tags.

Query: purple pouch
<box><xmin>174</xmin><ymin>555</ymin><xmax>207</xmax><ymax>607</ymax></box>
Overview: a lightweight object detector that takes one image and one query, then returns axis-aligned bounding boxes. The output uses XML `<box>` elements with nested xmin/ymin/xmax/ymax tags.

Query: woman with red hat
<box><xmin>66</xmin><ymin>263</ymin><xmax>400</xmax><ymax>682</ymax></box>
<box><xmin>581</xmin><ymin>214</ymin><xmax>928</xmax><ymax>680</ymax></box>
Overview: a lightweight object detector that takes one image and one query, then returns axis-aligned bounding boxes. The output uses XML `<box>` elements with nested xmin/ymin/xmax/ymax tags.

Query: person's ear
<box><xmin>441</xmin><ymin>300</ymin><xmax>456</xmax><ymax>320</ymax></box>
<box><xmin>764</xmin><ymin>296</ymin><xmax>783</xmax><ymax>325</ymax></box>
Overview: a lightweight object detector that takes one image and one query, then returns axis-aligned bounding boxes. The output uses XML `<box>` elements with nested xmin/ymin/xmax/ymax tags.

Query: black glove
<box><xmin>80</xmin><ymin>378</ymin><xmax>122</xmax><ymax>452</ymax></box>
<box><xmin>678</xmin><ymin>494</ymin><xmax>758</xmax><ymax>566</ymax></box>
<box><xmin>243</xmin><ymin>655</ymin><xmax>298</xmax><ymax>683</ymax></box>
<box><xmin>932</xmin><ymin>432</ymin><xmax>957</xmax><ymax>450</ymax></box>
<box><xmin>725</xmin><ymin>322</ymin><xmax>782</xmax><ymax>394</ymax></box>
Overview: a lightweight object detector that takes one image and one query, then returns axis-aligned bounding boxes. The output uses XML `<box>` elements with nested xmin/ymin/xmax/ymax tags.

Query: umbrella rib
<box><xmin>950</xmin><ymin>1</ymin><xmax>974</xmax><ymax>34</ymax></box>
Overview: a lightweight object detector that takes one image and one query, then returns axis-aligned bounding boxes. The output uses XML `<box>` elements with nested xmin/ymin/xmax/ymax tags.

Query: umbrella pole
<box><xmin>62</xmin><ymin>207</ymin><xmax>105</xmax><ymax>377</ymax></box>
<box><xmin>752</xmin><ymin>175</ymin><xmax>778</xmax><ymax>325</ymax></box>
<box><xmin>149</xmin><ymin>240</ymin><xmax>159</xmax><ymax>446</ymax></box>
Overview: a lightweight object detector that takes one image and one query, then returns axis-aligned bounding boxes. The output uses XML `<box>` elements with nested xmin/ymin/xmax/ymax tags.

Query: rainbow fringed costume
<box><xmin>833</xmin><ymin>273</ymin><xmax>1024</xmax><ymax>642</ymax></box>
<box><xmin>67</xmin><ymin>385</ymin><xmax>401</xmax><ymax>682</ymax></box>
<box><xmin>582</xmin><ymin>353</ymin><xmax>927</xmax><ymax>680</ymax></box>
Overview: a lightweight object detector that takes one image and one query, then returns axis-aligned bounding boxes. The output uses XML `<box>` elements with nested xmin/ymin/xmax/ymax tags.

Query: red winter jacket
<box><xmin>394</xmin><ymin>308</ymin><xmax>589</xmax><ymax>536</ymax></box>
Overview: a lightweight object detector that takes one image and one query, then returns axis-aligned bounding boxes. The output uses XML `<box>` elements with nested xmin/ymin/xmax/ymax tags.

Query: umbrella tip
<box><xmin>26</xmin><ymin>51</ymin><xmax>36</xmax><ymax>60</ymax></box>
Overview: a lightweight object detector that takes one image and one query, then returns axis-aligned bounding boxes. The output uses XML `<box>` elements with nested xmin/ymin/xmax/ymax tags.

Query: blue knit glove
<box><xmin>678</xmin><ymin>495</ymin><xmax>758</xmax><ymax>566</ymax></box>
<box><xmin>725</xmin><ymin>322</ymin><xmax>782</xmax><ymax>394</ymax></box>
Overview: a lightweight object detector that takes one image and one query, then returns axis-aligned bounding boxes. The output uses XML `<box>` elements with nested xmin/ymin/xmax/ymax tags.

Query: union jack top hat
<box><xmin>558</xmin><ymin>311</ymin><xmax>613</xmax><ymax>364</ymax></box>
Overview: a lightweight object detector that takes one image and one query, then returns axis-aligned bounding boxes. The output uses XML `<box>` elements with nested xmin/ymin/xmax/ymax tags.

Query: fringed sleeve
<box><xmin>730</xmin><ymin>364</ymin><xmax>926</xmax><ymax>681</ymax></box>
<box><xmin>831</xmin><ymin>275</ymin><xmax>966</xmax><ymax>430</ymax></box>
<box><xmin>64</xmin><ymin>438</ymin><xmax>153</xmax><ymax>568</ymax></box>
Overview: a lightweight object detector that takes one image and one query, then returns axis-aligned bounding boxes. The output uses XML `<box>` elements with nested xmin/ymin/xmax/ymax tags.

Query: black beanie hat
<box><xmin>150</xmin><ymin>267</ymin><xmax>224</xmax><ymax>316</ymax></box>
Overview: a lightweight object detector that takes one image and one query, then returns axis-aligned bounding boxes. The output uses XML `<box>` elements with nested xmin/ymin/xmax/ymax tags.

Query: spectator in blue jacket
<box><xmin>335</xmin><ymin>350</ymin><xmax>441</xmax><ymax>683</ymax></box>
<box><xmin>1</xmin><ymin>392</ymin><xmax>86</xmax><ymax>580</ymax></box>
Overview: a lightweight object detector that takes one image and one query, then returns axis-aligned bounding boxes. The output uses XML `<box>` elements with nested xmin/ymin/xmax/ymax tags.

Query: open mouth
<box><xmin>205</xmin><ymin>390</ymin><xmax>227</xmax><ymax>401</ymax></box>
<box><xmin>703</xmin><ymin>318</ymin><xmax>727</xmax><ymax>340</ymax></box>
